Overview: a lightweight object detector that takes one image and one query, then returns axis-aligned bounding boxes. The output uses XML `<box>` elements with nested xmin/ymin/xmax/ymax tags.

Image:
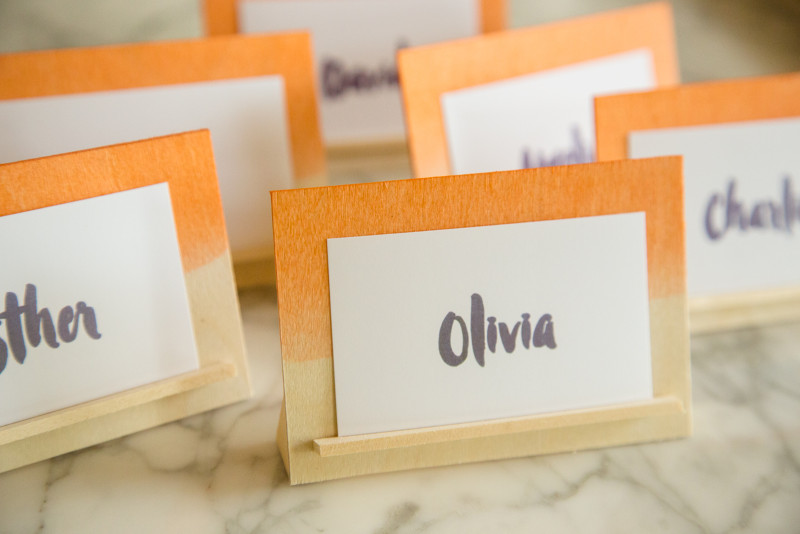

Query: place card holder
<box><xmin>0</xmin><ymin>131</ymin><xmax>251</xmax><ymax>474</ymax></box>
<box><xmin>595</xmin><ymin>72</ymin><xmax>800</xmax><ymax>332</ymax></box>
<box><xmin>272</xmin><ymin>157</ymin><xmax>692</xmax><ymax>485</ymax></box>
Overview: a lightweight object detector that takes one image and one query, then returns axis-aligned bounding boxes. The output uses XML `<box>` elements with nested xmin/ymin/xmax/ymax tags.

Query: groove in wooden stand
<box><xmin>689</xmin><ymin>286</ymin><xmax>800</xmax><ymax>333</ymax></box>
<box><xmin>0</xmin><ymin>361</ymin><xmax>236</xmax><ymax>447</ymax></box>
<box><xmin>314</xmin><ymin>396</ymin><xmax>685</xmax><ymax>457</ymax></box>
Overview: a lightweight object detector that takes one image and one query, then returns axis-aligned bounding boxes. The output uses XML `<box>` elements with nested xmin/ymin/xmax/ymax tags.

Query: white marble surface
<box><xmin>1</xmin><ymin>288</ymin><xmax>799</xmax><ymax>533</ymax></box>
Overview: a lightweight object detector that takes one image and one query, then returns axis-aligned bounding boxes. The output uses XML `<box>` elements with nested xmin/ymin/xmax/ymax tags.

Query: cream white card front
<box><xmin>0</xmin><ymin>76</ymin><xmax>293</xmax><ymax>253</ymax></box>
<box><xmin>0</xmin><ymin>184</ymin><xmax>199</xmax><ymax>427</ymax></box>
<box><xmin>441</xmin><ymin>49</ymin><xmax>656</xmax><ymax>175</ymax></box>
<box><xmin>629</xmin><ymin>117</ymin><xmax>800</xmax><ymax>297</ymax></box>
<box><xmin>327</xmin><ymin>213</ymin><xmax>653</xmax><ymax>436</ymax></box>
<box><xmin>239</xmin><ymin>0</ymin><xmax>479</xmax><ymax>144</ymax></box>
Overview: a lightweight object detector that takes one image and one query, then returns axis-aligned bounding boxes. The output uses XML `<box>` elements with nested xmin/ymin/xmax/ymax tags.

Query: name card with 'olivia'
<box><xmin>327</xmin><ymin>213</ymin><xmax>653</xmax><ymax>436</ymax></box>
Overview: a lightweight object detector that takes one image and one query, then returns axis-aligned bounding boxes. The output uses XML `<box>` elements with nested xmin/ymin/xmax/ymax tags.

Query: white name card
<box><xmin>0</xmin><ymin>184</ymin><xmax>198</xmax><ymax>427</ymax></box>
<box><xmin>441</xmin><ymin>49</ymin><xmax>655</xmax><ymax>175</ymax></box>
<box><xmin>238</xmin><ymin>0</ymin><xmax>480</xmax><ymax>144</ymax></box>
<box><xmin>629</xmin><ymin>117</ymin><xmax>800</xmax><ymax>297</ymax></box>
<box><xmin>327</xmin><ymin>213</ymin><xmax>653</xmax><ymax>436</ymax></box>
<box><xmin>0</xmin><ymin>76</ymin><xmax>293</xmax><ymax>253</ymax></box>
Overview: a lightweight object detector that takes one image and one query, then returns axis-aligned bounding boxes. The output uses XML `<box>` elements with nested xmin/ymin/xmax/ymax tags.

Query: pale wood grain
<box><xmin>314</xmin><ymin>396</ymin><xmax>685</xmax><ymax>457</ymax></box>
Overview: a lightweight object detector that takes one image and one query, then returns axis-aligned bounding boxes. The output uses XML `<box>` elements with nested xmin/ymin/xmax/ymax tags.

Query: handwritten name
<box><xmin>321</xmin><ymin>41</ymin><xmax>407</xmax><ymax>99</ymax></box>
<box><xmin>704</xmin><ymin>176</ymin><xmax>800</xmax><ymax>241</ymax></box>
<box><xmin>0</xmin><ymin>284</ymin><xmax>101</xmax><ymax>375</ymax></box>
<box><xmin>521</xmin><ymin>126</ymin><xmax>592</xmax><ymax>169</ymax></box>
<box><xmin>438</xmin><ymin>293</ymin><xmax>556</xmax><ymax>367</ymax></box>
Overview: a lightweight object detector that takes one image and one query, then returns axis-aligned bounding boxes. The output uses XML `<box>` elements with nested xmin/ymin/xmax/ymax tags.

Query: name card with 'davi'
<box><xmin>596</xmin><ymin>72</ymin><xmax>800</xmax><ymax>332</ymax></box>
<box><xmin>204</xmin><ymin>0</ymin><xmax>506</xmax><ymax>145</ymax></box>
<box><xmin>271</xmin><ymin>156</ymin><xmax>691</xmax><ymax>484</ymax></box>
<box><xmin>0</xmin><ymin>131</ymin><xmax>250</xmax><ymax>474</ymax></box>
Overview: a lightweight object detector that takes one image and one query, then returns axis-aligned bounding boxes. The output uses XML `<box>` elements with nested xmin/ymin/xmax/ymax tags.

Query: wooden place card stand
<box><xmin>0</xmin><ymin>33</ymin><xmax>325</xmax><ymax>288</ymax></box>
<box><xmin>272</xmin><ymin>157</ymin><xmax>691</xmax><ymax>485</ymax></box>
<box><xmin>595</xmin><ymin>73</ymin><xmax>800</xmax><ymax>333</ymax></box>
<box><xmin>0</xmin><ymin>131</ymin><xmax>251</xmax><ymax>474</ymax></box>
<box><xmin>399</xmin><ymin>1</ymin><xmax>679</xmax><ymax>178</ymax></box>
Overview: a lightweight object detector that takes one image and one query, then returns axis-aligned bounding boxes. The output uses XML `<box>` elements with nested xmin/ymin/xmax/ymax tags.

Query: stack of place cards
<box><xmin>271</xmin><ymin>157</ymin><xmax>690</xmax><ymax>485</ymax></box>
<box><xmin>204</xmin><ymin>0</ymin><xmax>506</xmax><ymax>145</ymax></box>
<box><xmin>0</xmin><ymin>131</ymin><xmax>250</xmax><ymax>474</ymax></box>
<box><xmin>596</xmin><ymin>72</ymin><xmax>800</xmax><ymax>332</ymax></box>
<box><xmin>398</xmin><ymin>1</ymin><xmax>678</xmax><ymax>177</ymax></box>
<box><xmin>0</xmin><ymin>33</ymin><xmax>325</xmax><ymax>286</ymax></box>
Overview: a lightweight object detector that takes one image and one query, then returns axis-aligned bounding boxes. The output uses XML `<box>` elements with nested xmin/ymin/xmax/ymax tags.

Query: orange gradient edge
<box><xmin>399</xmin><ymin>1</ymin><xmax>679</xmax><ymax>178</ymax></box>
<box><xmin>272</xmin><ymin>156</ymin><xmax>685</xmax><ymax>364</ymax></box>
<box><xmin>0</xmin><ymin>131</ymin><xmax>228</xmax><ymax>274</ymax></box>
<box><xmin>595</xmin><ymin>71</ymin><xmax>800</xmax><ymax>162</ymax></box>
<box><xmin>0</xmin><ymin>33</ymin><xmax>325</xmax><ymax>183</ymax></box>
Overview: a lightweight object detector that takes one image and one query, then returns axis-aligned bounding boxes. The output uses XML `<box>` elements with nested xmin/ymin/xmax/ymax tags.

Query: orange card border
<box><xmin>398</xmin><ymin>1</ymin><xmax>679</xmax><ymax>178</ymax></box>
<box><xmin>595</xmin><ymin>72</ymin><xmax>800</xmax><ymax>161</ymax></box>
<box><xmin>595</xmin><ymin>72</ymin><xmax>800</xmax><ymax>332</ymax></box>
<box><xmin>271</xmin><ymin>157</ymin><xmax>690</xmax><ymax>484</ymax></box>
<box><xmin>204</xmin><ymin>0</ymin><xmax>507</xmax><ymax>36</ymax></box>
<box><xmin>0</xmin><ymin>33</ymin><xmax>325</xmax><ymax>185</ymax></box>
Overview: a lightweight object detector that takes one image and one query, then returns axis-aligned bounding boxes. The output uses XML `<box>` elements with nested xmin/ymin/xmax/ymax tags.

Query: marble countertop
<box><xmin>1</xmin><ymin>287</ymin><xmax>799</xmax><ymax>533</ymax></box>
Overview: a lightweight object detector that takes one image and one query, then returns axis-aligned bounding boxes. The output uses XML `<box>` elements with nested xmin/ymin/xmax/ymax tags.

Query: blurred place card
<box><xmin>0</xmin><ymin>78</ymin><xmax>290</xmax><ymax>254</ymax></box>
<box><xmin>442</xmin><ymin>50</ymin><xmax>654</xmax><ymax>175</ymax></box>
<box><xmin>595</xmin><ymin>72</ymin><xmax>800</xmax><ymax>332</ymax></box>
<box><xmin>271</xmin><ymin>156</ymin><xmax>690</xmax><ymax>484</ymax></box>
<box><xmin>0</xmin><ymin>34</ymin><xmax>325</xmax><ymax>285</ymax></box>
<box><xmin>0</xmin><ymin>131</ymin><xmax>251</xmax><ymax>474</ymax></box>
<box><xmin>327</xmin><ymin>214</ymin><xmax>653</xmax><ymax>436</ymax></box>
<box><xmin>233</xmin><ymin>0</ymin><xmax>506</xmax><ymax>145</ymax></box>
<box><xmin>630</xmin><ymin>118</ymin><xmax>800</xmax><ymax>297</ymax></box>
<box><xmin>0</xmin><ymin>184</ymin><xmax>198</xmax><ymax>427</ymax></box>
<box><xmin>399</xmin><ymin>1</ymin><xmax>678</xmax><ymax>177</ymax></box>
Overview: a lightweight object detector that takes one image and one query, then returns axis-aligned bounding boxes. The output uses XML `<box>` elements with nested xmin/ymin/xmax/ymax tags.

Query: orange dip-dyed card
<box><xmin>0</xmin><ymin>132</ymin><xmax>250</xmax><ymax>474</ymax></box>
<box><xmin>399</xmin><ymin>2</ymin><xmax>678</xmax><ymax>178</ymax></box>
<box><xmin>596</xmin><ymin>72</ymin><xmax>800</xmax><ymax>332</ymax></box>
<box><xmin>271</xmin><ymin>157</ymin><xmax>690</xmax><ymax>484</ymax></box>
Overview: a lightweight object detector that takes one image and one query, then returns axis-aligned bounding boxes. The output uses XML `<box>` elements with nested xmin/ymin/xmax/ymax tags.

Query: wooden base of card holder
<box><xmin>690</xmin><ymin>287</ymin><xmax>800</xmax><ymax>333</ymax></box>
<box><xmin>0</xmin><ymin>362</ymin><xmax>236</xmax><ymax>448</ymax></box>
<box><xmin>313</xmin><ymin>396</ymin><xmax>685</xmax><ymax>457</ymax></box>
